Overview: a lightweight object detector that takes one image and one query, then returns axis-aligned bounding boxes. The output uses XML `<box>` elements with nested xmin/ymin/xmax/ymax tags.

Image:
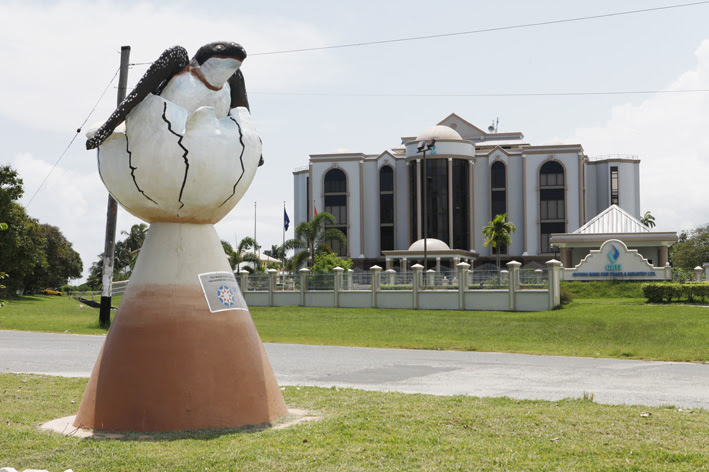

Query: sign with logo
<box><xmin>198</xmin><ymin>271</ymin><xmax>248</xmax><ymax>313</ymax></box>
<box><xmin>563</xmin><ymin>239</ymin><xmax>666</xmax><ymax>281</ymax></box>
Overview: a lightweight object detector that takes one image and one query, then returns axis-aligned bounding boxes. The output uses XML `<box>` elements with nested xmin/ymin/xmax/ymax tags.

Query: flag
<box><xmin>284</xmin><ymin>208</ymin><xmax>290</xmax><ymax>231</ymax></box>
<box><xmin>314</xmin><ymin>206</ymin><xmax>318</xmax><ymax>217</ymax></box>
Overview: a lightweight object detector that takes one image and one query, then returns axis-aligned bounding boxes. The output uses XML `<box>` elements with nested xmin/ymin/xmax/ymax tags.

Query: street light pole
<box><xmin>417</xmin><ymin>138</ymin><xmax>436</xmax><ymax>287</ymax></box>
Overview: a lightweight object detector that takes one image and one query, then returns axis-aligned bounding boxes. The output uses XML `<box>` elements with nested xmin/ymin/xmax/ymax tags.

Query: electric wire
<box><xmin>25</xmin><ymin>67</ymin><xmax>121</xmax><ymax>209</ymax></box>
<box><xmin>249</xmin><ymin>1</ymin><xmax>709</xmax><ymax>56</ymax></box>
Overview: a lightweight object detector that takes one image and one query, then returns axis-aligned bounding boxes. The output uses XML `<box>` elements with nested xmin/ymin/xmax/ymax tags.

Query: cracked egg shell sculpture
<box><xmin>87</xmin><ymin>41</ymin><xmax>261</xmax><ymax>224</ymax></box>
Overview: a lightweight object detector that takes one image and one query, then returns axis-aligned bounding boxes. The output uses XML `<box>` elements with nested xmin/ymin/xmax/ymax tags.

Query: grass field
<box><xmin>1</xmin><ymin>373</ymin><xmax>708</xmax><ymax>471</ymax></box>
<box><xmin>1</xmin><ymin>295</ymin><xmax>708</xmax><ymax>362</ymax></box>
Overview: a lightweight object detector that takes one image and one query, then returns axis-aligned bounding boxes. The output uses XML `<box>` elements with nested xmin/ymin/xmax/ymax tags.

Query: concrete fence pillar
<box><xmin>384</xmin><ymin>269</ymin><xmax>396</xmax><ymax>286</ymax></box>
<box><xmin>457</xmin><ymin>262</ymin><xmax>470</xmax><ymax>310</ymax></box>
<box><xmin>694</xmin><ymin>266</ymin><xmax>703</xmax><ymax>282</ymax></box>
<box><xmin>664</xmin><ymin>263</ymin><xmax>673</xmax><ymax>281</ymax></box>
<box><xmin>299</xmin><ymin>268</ymin><xmax>310</xmax><ymax>307</ymax></box>
<box><xmin>370</xmin><ymin>265</ymin><xmax>382</xmax><ymax>308</ymax></box>
<box><xmin>534</xmin><ymin>269</ymin><xmax>543</xmax><ymax>286</ymax></box>
<box><xmin>411</xmin><ymin>264</ymin><xmax>423</xmax><ymax>309</ymax></box>
<box><xmin>426</xmin><ymin>269</ymin><xmax>435</xmax><ymax>287</ymax></box>
<box><xmin>239</xmin><ymin>270</ymin><xmax>250</xmax><ymax>293</ymax></box>
<box><xmin>546</xmin><ymin>259</ymin><xmax>562</xmax><ymax>309</ymax></box>
<box><xmin>507</xmin><ymin>261</ymin><xmax>521</xmax><ymax>311</ymax></box>
<box><xmin>346</xmin><ymin>269</ymin><xmax>354</xmax><ymax>290</ymax></box>
<box><xmin>267</xmin><ymin>268</ymin><xmax>277</xmax><ymax>307</ymax></box>
<box><xmin>333</xmin><ymin>267</ymin><xmax>344</xmax><ymax>308</ymax></box>
<box><xmin>704</xmin><ymin>262</ymin><xmax>709</xmax><ymax>281</ymax></box>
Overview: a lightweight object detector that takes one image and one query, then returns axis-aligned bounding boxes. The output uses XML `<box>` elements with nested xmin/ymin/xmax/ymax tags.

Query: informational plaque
<box><xmin>198</xmin><ymin>271</ymin><xmax>248</xmax><ymax>313</ymax></box>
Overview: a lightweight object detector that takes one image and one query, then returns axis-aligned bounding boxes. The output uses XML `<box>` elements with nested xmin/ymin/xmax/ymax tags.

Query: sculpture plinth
<box><xmin>75</xmin><ymin>42</ymin><xmax>287</xmax><ymax>431</ymax></box>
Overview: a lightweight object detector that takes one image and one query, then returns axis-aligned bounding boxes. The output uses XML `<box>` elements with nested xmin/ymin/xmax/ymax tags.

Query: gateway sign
<box><xmin>562</xmin><ymin>239</ymin><xmax>670</xmax><ymax>281</ymax></box>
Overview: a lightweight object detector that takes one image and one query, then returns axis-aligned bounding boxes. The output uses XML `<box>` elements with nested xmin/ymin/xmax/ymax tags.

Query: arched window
<box><xmin>379</xmin><ymin>165</ymin><xmax>394</xmax><ymax>251</ymax></box>
<box><xmin>490</xmin><ymin>161</ymin><xmax>507</xmax><ymax>254</ymax></box>
<box><xmin>539</xmin><ymin>161</ymin><xmax>565</xmax><ymax>253</ymax></box>
<box><xmin>324</xmin><ymin>168</ymin><xmax>347</xmax><ymax>256</ymax></box>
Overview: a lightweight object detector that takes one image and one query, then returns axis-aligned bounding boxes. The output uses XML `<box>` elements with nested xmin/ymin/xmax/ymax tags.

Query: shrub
<box><xmin>642</xmin><ymin>282</ymin><xmax>693</xmax><ymax>303</ymax></box>
<box><xmin>559</xmin><ymin>286</ymin><xmax>574</xmax><ymax>305</ymax></box>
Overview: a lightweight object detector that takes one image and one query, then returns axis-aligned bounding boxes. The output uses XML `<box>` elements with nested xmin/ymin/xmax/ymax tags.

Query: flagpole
<box><xmin>254</xmin><ymin>201</ymin><xmax>258</xmax><ymax>263</ymax></box>
<box><xmin>282</xmin><ymin>201</ymin><xmax>286</xmax><ymax>248</ymax></box>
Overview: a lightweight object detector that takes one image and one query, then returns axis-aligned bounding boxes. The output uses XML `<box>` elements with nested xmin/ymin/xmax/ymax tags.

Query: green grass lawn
<box><xmin>2</xmin><ymin>373</ymin><xmax>708</xmax><ymax>471</ymax></box>
<box><xmin>2</xmin><ymin>295</ymin><xmax>709</xmax><ymax>361</ymax></box>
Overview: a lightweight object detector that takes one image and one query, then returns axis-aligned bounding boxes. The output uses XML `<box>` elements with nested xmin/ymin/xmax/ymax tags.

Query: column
<box><xmin>457</xmin><ymin>262</ymin><xmax>470</xmax><ymax>310</ymax></box>
<box><xmin>267</xmin><ymin>268</ymin><xmax>277</xmax><ymax>307</ymax></box>
<box><xmin>370</xmin><ymin>265</ymin><xmax>382</xmax><ymax>308</ymax></box>
<box><xmin>333</xmin><ymin>267</ymin><xmax>344</xmax><ymax>307</ymax></box>
<box><xmin>411</xmin><ymin>264</ymin><xmax>423</xmax><ymax>309</ymax></box>
<box><xmin>507</xmin><ymin>261</ymin><xmax>521</xmax><ymax>311</ymax></box>
<box><xmin>299</xmin><ymin>268</ymin><xmax>310</xmax><ymax>307</ymax></box>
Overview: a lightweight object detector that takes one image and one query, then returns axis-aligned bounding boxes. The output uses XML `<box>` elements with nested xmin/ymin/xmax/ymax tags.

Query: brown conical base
<box><xmin>74</xmin><ymin>223</ymin><xmax>287</xmax><ymax>432</ymax></box>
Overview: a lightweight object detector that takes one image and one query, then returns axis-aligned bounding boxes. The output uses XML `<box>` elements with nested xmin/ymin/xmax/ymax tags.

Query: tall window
<box><xmin>409</xmin><ymin>161</ymin><xmax>418</xmax><ymax>244</ymax></box>
<box><xmin>490</xmin><ymin>161</ymin><xmax>507</xmax><ymax>254</ymax></box>
<box><xmin>539</xmin><ymin>161</ymin><xmax>565</xmax><ymax>253</ymax></box>
<box><xmin>379</xmin><ymin>166</ymin><xmax>394</xmax><ymax>251</ymax></box>
<box><xmin>324</xmin><ymin>168</ymin><xmax>347</xmax><ymax>256</ymax></box>
<box><xmin>421</xmin><ymin>159</ymin><xmax>449</xmax><ymax>244</ymax></box>
<box><xmin>610</xmin><ymin>166</ymin><xmax>619</xmax><ymax>205</ymax></box>
<box><xmin>451</xmin><ymin>159</ymin><xmax>469</xmax><ymax>250</ymax></box>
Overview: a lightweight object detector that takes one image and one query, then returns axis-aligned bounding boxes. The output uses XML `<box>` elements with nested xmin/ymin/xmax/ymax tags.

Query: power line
<box><xmin>249</xmin><ymin>1</ymin><xmax>709</xmax><ymax>56</ymax></box>
<box><xmin>252</xmin><ymin>89</ymin><xmax>709</xmax><ymax>98</ymax></box>
<box><xmin>25</xmin><ymin>67</ymin><xmax>121</xmax><ymax>209</ymax></box>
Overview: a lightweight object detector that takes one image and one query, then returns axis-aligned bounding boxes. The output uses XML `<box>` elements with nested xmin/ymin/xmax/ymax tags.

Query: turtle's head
<box><xmin>192</xmin><ymin>41</ymin><xmax>247</xmax><ymax>88</ymax></box>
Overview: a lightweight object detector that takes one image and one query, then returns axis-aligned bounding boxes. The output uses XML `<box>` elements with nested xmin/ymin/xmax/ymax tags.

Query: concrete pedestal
<box><xmin>74</xmin><ymin>223</ymin><xmax>287</xmax><ymax>432</ymax></box>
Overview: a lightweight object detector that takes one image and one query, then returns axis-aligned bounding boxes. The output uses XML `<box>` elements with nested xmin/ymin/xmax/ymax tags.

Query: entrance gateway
<box><xmin>560</xmin><ymin>239</ymin><xmax>672</xmax><ymax>281</ymax></box>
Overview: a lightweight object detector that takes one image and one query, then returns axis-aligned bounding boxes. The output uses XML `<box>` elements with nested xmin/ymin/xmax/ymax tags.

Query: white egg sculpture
<box><xmin>75</xmin><ymin>42</ymin><xmax>287</xmax><ymax>433</ymax></box>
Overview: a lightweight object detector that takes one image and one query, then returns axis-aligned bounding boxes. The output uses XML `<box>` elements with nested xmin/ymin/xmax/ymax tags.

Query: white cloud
<box><xmin>0</xmin><ymin>0</ymin><xmax>343</xmax><ymax>133</ymax></box>
<box><xmin>566</xmin><ymin>39</ymin><xmax>709</xmax><ymax>233</ymax></box>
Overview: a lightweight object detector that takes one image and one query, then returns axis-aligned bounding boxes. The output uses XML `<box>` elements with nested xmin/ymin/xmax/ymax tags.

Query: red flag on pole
<box><xmin>314</xmin><ymin>206</ymin><xmax>318</xmax><ymax>217</ymax></box>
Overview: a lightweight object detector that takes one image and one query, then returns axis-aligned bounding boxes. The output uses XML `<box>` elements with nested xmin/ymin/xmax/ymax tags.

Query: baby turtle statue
<box><xmin>74</xmin><ymin>42</ymin><xmax>288</xmax><ymax>432</ymax></box>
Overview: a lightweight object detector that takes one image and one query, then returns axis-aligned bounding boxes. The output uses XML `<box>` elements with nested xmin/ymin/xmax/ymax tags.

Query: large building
<box><xmin>293</xmin><ymin>113</ymin><xmax>642</xmax><ymax>270</ymax></box>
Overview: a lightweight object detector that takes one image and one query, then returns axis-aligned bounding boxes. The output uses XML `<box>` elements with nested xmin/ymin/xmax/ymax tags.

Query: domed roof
<box><xmin>416</xmin><ymin>125</ymin><xmax>461</xmax><ymax>141</ymax></box>
<box><xmin>408</xmin><ymin>238</ymin><xmax>451</xmax><ymax>252</ymax></box>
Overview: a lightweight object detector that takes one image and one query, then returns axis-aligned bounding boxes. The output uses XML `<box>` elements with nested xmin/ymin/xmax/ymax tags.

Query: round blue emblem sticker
<box><xmin>217</xmin><ymin>285</ymin><xmax>235</xmax><ymax>307</ymax></box>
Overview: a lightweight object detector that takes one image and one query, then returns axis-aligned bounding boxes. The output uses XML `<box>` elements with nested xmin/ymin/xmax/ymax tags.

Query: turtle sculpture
<box><xmin>74</xmin><ymin>42</ymin><xmax>287</xmax><ymax>432</ymax></box>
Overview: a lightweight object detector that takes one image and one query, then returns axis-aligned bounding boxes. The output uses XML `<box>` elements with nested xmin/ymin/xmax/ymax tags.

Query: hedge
<box><xmin>642</xmin><ymin>282</ymin><xmax>709</xmax><ymax>303</ymax></box>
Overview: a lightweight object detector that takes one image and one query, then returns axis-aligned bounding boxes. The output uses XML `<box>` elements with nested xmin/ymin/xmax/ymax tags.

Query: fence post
<box><xmin>346</xmin><ymin>268</ymin><xmax>354</xmax><ymax>290</ymax></box>
<box><xmin>426</xmin><ymin>269</ymin><xmax>435</xmax><ymax>288</ymax></box>
<box><xmin>267</xmin><ymin>268</ymin><xmax>277</xmax><ymax>306</ymax></box>
<box><xmin>546</xmin><ymin>259</ymin><xmax>562</xmax><ymax>309</ymax></box>
<box><xmin>333</xmin><ymin>267</ymin><xmax>344</xmax><ymax>307</ymax></box>
<box><xmin>457</xmin><ymin>262</ymin><xmax>470</xmax><ymax>310</ymax></box>
<box><xmin>370</xmin><ymin>265</ymin><xmax>382</xmax><ymax>308</ymax></box>
<box><xmin>411</xmin><ymin>264</ymin><xmax>423</xmax><ymax>309</ymax></box>
<box><xmin>694</xmin><ymin>266</ymin><xmax>703</xmax><ymax>282</ymax></box>
<box><xmin>507</xmin><ymin>261</ymin><xmax>521</xmax><ymax>311</ymax></box>
<box><xmin>239</xmin><ymin>270</ymin><xmax>250</xmax><ymax>293</ymax></box>
<box><xmin>384</xmin><ymin>269</ymin><xmax>396</xmax><ymax>287</ymax></box>
<box><xmin>704</xmin><ymin>262</ymin><xmax>709</xmax><ymax>281</ymax></box>
<box><xmin>299</xmin><ymin>268</ymin><xmax>310</xmax><ymax>307</ymax></box>
<box><xmin>534</xmin><ymin>269</ymin><xmax>543</xmax><ymax>286</ymax></box>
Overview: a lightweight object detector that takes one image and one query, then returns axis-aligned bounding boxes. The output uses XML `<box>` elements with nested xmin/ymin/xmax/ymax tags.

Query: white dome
<box><xmin>415</xmin><ymin>125</ymin><xmax>461</xmax><ymax>141</ymax></box>
<box><xmin>408</xmin><ymin>238</ymin><xmax>451</xmax><ymax>252</ymax></box>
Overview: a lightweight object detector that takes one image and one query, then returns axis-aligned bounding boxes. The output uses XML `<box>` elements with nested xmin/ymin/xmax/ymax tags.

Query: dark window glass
<box><xmin>380</xmin><ymin>166</ymin><xmax>393</xmax><ymax>192</ymax></box>
<box><xmin>324</xmin><ymin>168</ymin><xmax>347</xmax><ymax>193</ymax></box>
<box><xmin>380</xmin><ymin>193</ymin><xmax>394</xmax><ymax>224</ymax></box>
<box><xmin>540</xmin><ymin>161</ymin><xmax>565</xmax><ymax>252</ymax></box>
<box><xmin>420</xmin><ymin>159</ymin><xmax>449</xmax><ymax>244</ymax></box>
<box><xmin>452</xmin><ymin>159</ymin><xmax>469</xmax><ymax>250</ymax></box>
<box><xmin>324</xmin><ymin>168</ymin><xmax>347</xmax><ymax>255</ymax></box>
<box><xmin>610</xmin><ymin>166</ymin><xmax>619</xmax><ymax>205</ymax></box>
<box><xmin>380</xmin><ymin>226</ymin><xmax>394</xmax><ymax>251</ymax></box>
<box><xmin>409</xmin><ymin>161</ymin><xmax>418</xmax><ymax>245</ymax></box>
<box><xmin>491</xmin><ymin>161</ymin><xmax>506</xmax><ymax>189</ymax></box>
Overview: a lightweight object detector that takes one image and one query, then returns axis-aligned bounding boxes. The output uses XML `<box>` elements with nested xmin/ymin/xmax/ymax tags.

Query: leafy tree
<box><xmin>670</xmin><ymin>225</ymin><xmax>709</xmax><ymax>272</ymax></box>
<box><xmin>293</xmin><ymin>212</ymin><xmax>346</xmax><ymax>268</ymax></box>
<box><xmin>482</xmin><ymin>213</ymin><xmax>517</xmax><ymax>272</ymax></box>
<box><xmin>312</xmin><ymin>252</ymin><xmax>353</xmax><ymax>272</ymax></box>
<box><xmin>0</xmin><ymin>166</ymin><xmax>47</xmax><ymax>293</ymax></box>
<box><xmin>222</xmin><ymin>237</ymin><xmax>261</xmax><ymax>272</ymax></box>
<box><xmin>24</xmin><ymin>224</ymin><xmax>82</xmax><ymax>290</ymax></box>
<box><xmin>641</xmin><ymin>211</ymin><xmax>656</xmax><ymax>228</ymax></box>
<box><xmin>87</xmin><ymin>223</ymin><xmax>149</xmax><ymax>289</ymax></box>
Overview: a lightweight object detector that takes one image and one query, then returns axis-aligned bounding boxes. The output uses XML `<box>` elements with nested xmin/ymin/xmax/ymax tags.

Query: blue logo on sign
<box><xmin>217</xmin><ymin>286</ymin><xmax>234</xmax><ymax>307</ymax></box>
<box><xmin>608</xmin><ymin>244</ymin><xmax>620</xmax><ymax>263</ymax></box>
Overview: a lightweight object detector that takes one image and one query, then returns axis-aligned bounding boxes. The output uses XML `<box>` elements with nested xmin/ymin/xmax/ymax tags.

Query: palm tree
<box><xmin>482</xmin><ymin>213</ymin><xmax>517</xmax><ymax>273</ymax></box>
<box><xmin>293</xmin><ymin>212</ymin><xmax>346</xmax><ymax>268</ymax></box>
<box><xmin>222</xmin><ymin>237</ymin><xmax>261</xmax><ymax>272</ymax></box>
<box><xmin>640</xmin><ymin>210</ymin><xmax>656</xmax><ymax>228</ymax></box>
<box><xmin>120</xmin><ymin>223</ymin><xmax>148</xmax><ymax>271</ymax></box>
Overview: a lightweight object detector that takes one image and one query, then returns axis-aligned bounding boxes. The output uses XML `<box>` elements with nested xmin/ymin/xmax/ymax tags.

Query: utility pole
<box><xmin>99</xmin><ymin>45</ymin><xmax>130</xmax><ymax>329</ymax></box>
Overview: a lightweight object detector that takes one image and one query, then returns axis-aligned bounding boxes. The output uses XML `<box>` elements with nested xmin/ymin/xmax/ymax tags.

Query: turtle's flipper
<box><xmin>87</xmin><ymin>46</ymin><xmax>190</xmax><ymax>150</ymax></box>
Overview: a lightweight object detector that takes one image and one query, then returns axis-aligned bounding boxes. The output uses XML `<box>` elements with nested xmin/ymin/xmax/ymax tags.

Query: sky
<box><xmin>1</xmin><ymin>0</ymin><xmax>708</xmax><ymax>282</ymax></box>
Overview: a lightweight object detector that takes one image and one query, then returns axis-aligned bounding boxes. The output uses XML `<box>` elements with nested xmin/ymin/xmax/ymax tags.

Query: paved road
<box><xmin>2</xmin><ymin>330</ymin><xmax>708</xmax><ymax>409</ymax></box>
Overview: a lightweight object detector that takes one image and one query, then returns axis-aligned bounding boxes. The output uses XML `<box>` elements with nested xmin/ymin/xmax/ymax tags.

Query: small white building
<box><xmin>293</xmin><ymin>113</ymin><xmax>642</xmax><ymax>269</ymax></box>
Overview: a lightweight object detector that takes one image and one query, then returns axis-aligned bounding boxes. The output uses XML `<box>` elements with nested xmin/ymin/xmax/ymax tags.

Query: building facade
<box><xmin>293</xmin><ymin>113</ymin><xmax>641</xmax><ymax>269</ymax></box>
